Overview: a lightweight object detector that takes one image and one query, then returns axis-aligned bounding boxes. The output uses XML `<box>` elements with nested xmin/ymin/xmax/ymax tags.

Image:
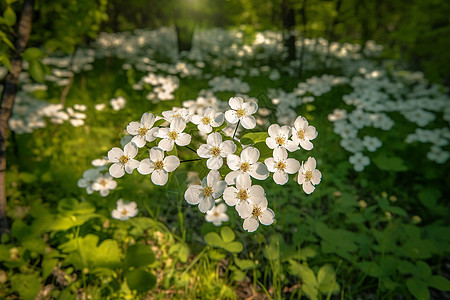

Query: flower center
<box><xmin>275</xmin><ymin>136</ymin><xmax>285</xmax><ymax>146</ymax></box>
<box><xmin>168</xmin><ymin>131</ymin><xmax>178</xmax><ymax>140</ymax></box>
<box><xmin>211</xmin><ymin>146</ymin><xmax>221</xmax><ymax>157</ymax></box>
<box><xmin>202</xmin><ymin>116</ymin><xmax>211</xmax><ymax>125</ymax></box>
<box><xmin>121</xmin><ymin>208</ymin><xmax>128</xmax><ymax>215</ymax></box>
<box><xmin>276</xmin><ymin>161</ymin><xmax>286</xmax><ymax>171</ymax></box>
<box><xmin>203</xmin><ymin>186</ymin><xmax>213</xmax><ymax>197</ymax></box>
<box><xmin>100</xmin><ymin>179</ymin><xmax>108</xmax><ymax>187</ymax></box>
<box><xmin>154</xmin><ymin>160</ymin><xmax>164</xmax><ymax>170</ymax></box>
<box><xmin>237</xmin><ymin>189</ymin><xmax>248</xmax><ymax>201</ymax></box>
<box><xmin>251</xmin><ymin>205</ymin><xmax>262</xmax><ymax>218</ymax></box>
<box><xmin>297</xmin><ymin>129</ymin><xmax>305</xmax><ymax>140</ymax></box>
<box><xmin>240</xmin><ymin>162</ymin><xmax>250</xmax><ymax>172</ymax></box>
<box><xmin>304</xmin><ymin>170</ymin><xmax>313</xmax><ymax>181</ymax></box>
<box><xmin>236</xmin><ymin>108</ymin><xmax>246</xmax><ymax>118</ymax></box>
<box><xmin>138</xmin><ymin>127</ymin><xmax>148</xmax><ymax>136</ymax></box>
<box><xmin>213</xmin><ymin>211</ymin><xmax>220</xmax><ymax>217</ymax></box>
<box><xmin>119</xmin><ymin>155</ymin><xmax>129</xmax><ymax>164</ymax></box>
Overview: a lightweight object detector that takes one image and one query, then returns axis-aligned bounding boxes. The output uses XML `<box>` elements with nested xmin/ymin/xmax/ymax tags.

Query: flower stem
<box><xmin>180</xmin><ymin>158</ymin><xmax>202</xmax><ymax>163</ymax></box>
<box><xmin>232</xmin><ymin>120</ymin><xmax>240</xmax><ymax>140</ymax></box>
<box><xmin>184</xmin><ymin>145</ymin><xmax>197</xmax><ymax>154</ymax></box>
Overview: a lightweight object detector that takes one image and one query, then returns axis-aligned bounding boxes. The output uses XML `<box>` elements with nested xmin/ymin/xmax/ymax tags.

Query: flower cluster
<box><xmin>98</xmin><ymin>96</ymin><xmax>321</xmax><ymax>232</ymax></box>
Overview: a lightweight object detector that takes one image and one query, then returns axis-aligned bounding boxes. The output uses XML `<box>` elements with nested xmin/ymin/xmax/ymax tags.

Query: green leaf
<box><xmin>288</xmin><ymin>260</ymin><xmax>318</xmax><ymax>286</ymax></box>
<box><xmin>4</xmin><ymin>6</ymin><xmax>16</xmax><ymax>26</ymax></box>
<box><xmin>22</xmin><ymin>47</ymin><xmax>44</xmax><ymax>61</ymax></box>
<box><xmin>240</xmin><ymin>132</ymin><xmax>269</xmax><ymax>145</ymax></box>
<box><xmin>29</xmin><ymin>60</ymin><xmax>46</xmax><ymax>83</ymax></box>
<box><xmin>357</xmin><ymin>261</ymin><xmax>382</xmax><ymax>277</ymax></box>
<box><xmin>418</xmin><ymin>187</ymin><xmax>441</xmax><ymax>209</ymax></box>
<box><xmin>0</xmin><ymin>31</ymin><xmax>14</xmax><ymax>49</ymax></box>
<box><xmin>373</xmin><ymin>154</ymin><xmax>408</xmax><ymax>171</ymax></box>
<box><xmin>317</xmin><ymin>264</ymin><xmax>339</xmax><ymax>294</ymax></box>
<box><xmin>427</xmin><ymin>275</ymin><xmax>450</xmax><ymax>291</ymax></box>
<box><xmin>406</xmin><ymin>278</ymin><xmax>430</xmax><ymax>300</ymax></box>
<box><xmin>204</xmin><ymin>232</ymin><xmax>223</xmax><ymax>247</ymax></box>
<box><xmin>125</xmin><ymin>244</ymin><xmax>155</xmax><ymax>269</ymax></box>
<box><xmin>223</xmin><ymin>241</ymin><xmax>243</xmax><ymax>253</ymax></box>
<box><xmin>234</xmin><ymin>257</ymin><xmax>257</xmax><ymax>270</ymax></box>
<box><xmin>220</xmin><ymin>226</ymin><xmax>235</xmax><ymax>243</ymax></box>
<box><xmin>10</xmin><ymin>273</ymin><xmax>41</xmax><ymax>300</ymax></box>
<box><xmin>169</xmin><ymin>243</ymin><xmax>190</xmax><ymax>263</ymax></box>
<box><xmin>0</xmin><ymin>53</ymin><xmax>12</xmax><ymax>71</ymax></box>
<box><xmin>42</xmin><ymin>257</ymin><xmax>58</xmax><ymax>280</ymax></box>
<box><xmin>126</xmin><ymin>269</ymin><xmax>156</xmax><ymax>293</ymax></box>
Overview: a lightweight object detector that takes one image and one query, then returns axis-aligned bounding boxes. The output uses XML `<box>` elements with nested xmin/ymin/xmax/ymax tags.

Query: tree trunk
<box><xmin>0</xmin><ymin>0</ymin><xmax>34</xmax><ymax>236</ymax></box>
<box><xmin>282</xmin><ymin>0</ymin><xmax>296</xmax><ymax>61</ymax></box>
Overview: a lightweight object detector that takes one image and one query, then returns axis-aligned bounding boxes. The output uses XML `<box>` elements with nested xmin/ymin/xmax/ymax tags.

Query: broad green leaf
<box><xmin>240</xmin><ymin>132</ymin><xmax>269</xmax><ymax>145</ymax></box>
<box><xmin>427</xmin><ymin>275</ymin><xmax>450</xmax><ymax>291</ymax></box>
<box><xmin>42</xmin><ymin>257</ymin><xmax>58</xmax><ymax>279</ymax></box>
<box><xmin>126</xmin><ymin>269</ymin><xmax>156</xmax><ymax>293</ymax></box>
<box><xmin>169</xmin><ymin>243</ymin><xmax>190</xmax><ymax>263</ymax></box>
<box><xmin>387</xmin><ymin>206</ymin><xmax>408</xmax><ymax>217</ymax></box>
<box><xmin>416</xmin><ymin>261</ymin><xmax>432</xmax><ymax>279</ymax></box>
<box><xmin>357</xmin><ymin>261</ymin><xmax>382</xmax><ymax>277</ymax></box>
<box><xmin>10</xmin><ymin>273</ymin><xmax>41</xmax><ymax>300</ymax></box>
<box><xmin>234</xmin><ymin>257</ymin><xmax>257</xmax><ymax>270</ymax></box>
<box><xmin>4</xmin><ymin>6</ymin><xmax>16</xmax><ymax>26</ymax></box>
<box><xmin>0</xmin><ymin>53</ymin><xmax>12</xmax><ymax>71</ymax></box>
<box><xmin>204</xmin><ymin>232</ymin><xmax>223</xmax><ymax>247</ymax></box>
<box><xmin>418</xmin><ymin>187</ymin><xmax>441</xmax><ymax>209</ymax></box>
<box><xmin>373</xmin><ymin>154</ymin><xmax>408</xmax><ymax>171</ymax></box>
<box><xmin>125</xmin><ymin>244</ymin><xmax>155</xmax><ymax>269</ymax></box>
<box><xmin>22</xmin><ymin>47</ymin><xmax>44</xmax><ymax>61</ymax></box>
<box><xmin>317</xmin><ymin>264</ymin><xmax>339</xmax><ymax>294</ymax></box>
<box><xmin>220</xmin><ymin>226</ymin><xmax>235</xmax><ymax>243</ymax></box>
<box><xmin>302</xmin><ymin>283</ymin><xmax>319</xmax><ymax>300</ymax></box>
<box><xmin>288</xmin><ymin>260</ymin><xmax>318</xmax><ymax>286</ymax></box>
<box><xmin>406</xmin><ymin>278</ymin><xmax>430</xmax><ymax>300</ymax></box>
<box><xmin>29</xmin><ymin>60</ymin><xmax>46</xmax><ymax>83</ymax></box>
<box><xmin>208</xmin><ymin>249</ymin><xmax>226</xmax><ymax>261</ymax></box>
<box><xmin>223</xmin><ymin>241</ymin><xmax>243</xmax><ymax>253</ymax></box>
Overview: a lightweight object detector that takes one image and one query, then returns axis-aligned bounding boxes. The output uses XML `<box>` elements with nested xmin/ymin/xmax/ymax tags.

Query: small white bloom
<box><xmin>297</xmin><ymin>157</ymin><xmax>322</xmax><ymax>194</ymax></box>
<box><xmin>223</xmin><ymin>174</ymin><xmax>266</xmax><ymax>218</ymax></box>
<box><xmin>184</xmin><ymin>170</ymin><xmax>227</xmax><ymax>213</ymax></box>
<box><xmin>264</xmin><ymin>147</ymin><xmax>300</xmax><ymax>185</ymax></box>
<box><xmin>126</xmin><ymin>112</ymin><xmax>158</xmax><ymax>148</ymax></box>
<box><xmin>349</xmin><ymin>152</ymin><xmax>370</xmax><ymax>172</ymax></box>
<box><xmin>95</xmin><ymin>103</ymin><xmax>106</xmax><ymax>111</ymax></box>
<box><xmin>78</xmin><ymin>168</ymin><xmax>101</xmax><ymax>194</ymax></box>
<box><xmin>110</xmin><ymin>96</ymin><xmax>127</xmax><ymax>111</ymax></box>
<box><xmin>137</xmin><ymin>147</ymin><xmax>180</xmax><ymax>186</ymax></box>
<box><xmin>242</xmin><ymin>197</ymin><xmax>275</xmax><ymax>233</ymax></box>
<box><xmin>224</xmin><ymin>96</ymin><xmax>258</xmax><ymax>129</ymax></box>
<box><xmin>363</xmin><ymin>136</ymin><xmax>382</xmax><ymax>152</ymax></box>
<box><xmin>205</xmin><ymin>203</ymin><xmax>229</xmax><ymax>226</ymax></box>
<box><xmin>427</xmin><ymin>145</ymin><xmax>449</xmax><ymax>164</ymax></box>
<box><xmin>108</xmin><ymin>142</ymin><xmax>140</xmax><ymax>178</ymax></box>
<box><xmin>92</xmin><ymin>173</ymin><xmax>117</xmax><ymax>197</ymax></box>
<box><xmin>197</xmin><ymin>132</ymin><xmax>236</xmax><ymax>170</ymax></box>
<box><xmin>111</xmin><ymin>199</ymin><xmax>138</xmax><ymax>220</ymax></box>
<box><xmin>190</xmin><ymin>107</ymin><xmax>224</xmax><ymax>133</ymax></box>
<box><xmin>291</xmin><ymin>116</ymin><xmax>317</xmax><ymax>151</ymax></box>
<box><xmin>157</xmin><ymin>118</ymin><xmax>191</xmax><ymax>151</ymax></box>
<box><xmin>225</xmin><ymin>146</ymin><xmax>269</xmax><ymax>184</ymax></box>
<box><xmin>266</xmin><ymin>124</ymin><xmax>298</xmax><ymax>152</ymax></box>
<box><xmin>161</xmin><ymin>107</ymin><xmax>191</xmax><ymax>123</ymax></box>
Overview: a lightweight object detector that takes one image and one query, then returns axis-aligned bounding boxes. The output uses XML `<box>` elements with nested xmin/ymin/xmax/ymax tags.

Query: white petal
<box><xmin>268</xmin><ymin>124</ymin><xmax>280</xmax><ymax>138</ymax></box>
<box><xmin>223</xmin><ymin>187</ymin><xmax>238</xmax><ymax>206</ymax></box>
<box><xmin>220</xmin><ymin>140</ymin><xmax>236</xmax><ymax>156</ymax></box>
<box><xmin>157</xmin><ymin>128</ymin><xmax>169</xmax><ymax>139</ymax></box>
<box><xmin>207</xmin><ymin>132</ymin><xmax>222</xmax><ymax>147</ymax></box>
<box><xmin>124</xmin><ymin>142</ymin><xmax>138</xmax><ymax>158</ymax></box>
<box><xmin>138</xmin><ymin>158</ymin><xmax>154</xmax><ymax>175</ymax></box>
<box><xmin>145</xmin><ymin>127</ymin><xmax>158</xmax><ymax>142</ymax></box>
<box><xmin>264</xmin><ymin>158</ymin><xmax>276</xmax><ymax>172</ymax></box>
<box><xmin>190</xmin><ymin>114</ymin><xmax>201</xmax><ymax>125</ymax></box>
<box><xmin>212</xmin><ymin>181</ymin><xmax>227</xmax><ymax>198</ymax></box>
<box><xmin>236</xmin><ymin>201</ymin><xmax>253</xmax><ymax>218</ymax></box>
<box><xmin>207</xmin><ymin>156</ymin><xmax>223</xmax><ymax>170</ymax></box>
<box><xmin>294</xmin><ymin>116</ymin><xmax>307</xmax><ymax>131</ymax></box>
<box><xmin>241</xmin><ymin>147</ymin><xmax>259</xmax><ymax>164</ymax></box>
<box><xmin>227</xmin><ymin>154</ymin><xmax>241</xmax><ymax>170</ymax></box>
<box><xmin>303</xmin><ymin>181</ymin><xmax>315</xmax><ymax>194</ymax></box>
<box><xmin>151</xmin><ymin>169</ymin><xmax>168</xmax><ymax>186</ymax></box>
<box><xmin>109</xmin><ymin>163</ymin><xmax>125</xmax><ymax>178</ymax></box>
<box><xmin>304</xmin><ymin>157</ymin><xmax>316</xmax><ymax>170</ymax></box>
<box><xmin>185</xmin><ymin>186</ymin><xmax>203</xmax><ymax>204</ymax></box>
<box><xmin>131</xmin><ymin>135</ymin><xmax>146</xmax><ymax>148</ymax></box>
<box><xmin>199</xmin><ymin>197</ymin><xmax>214</xmax><ymax>213</ymax></box>
<box><xmin>248</xmin><ymin>185</ymin><xmax>265</xmax><ymax>200</ymax></box>
<box><xmin>224</xmin><ymin>171</ymin><xmax>239</xmax><ymax>185</ymax></box>
<box><xmin>163</xmin><ymin>156</ymin><xmax>180</xmax><ymax>172</ymax></box>
<box><xmin>229</xmin><ymin>96</ymin><xmax>243</xmax><ymax>110</ymax></box>
<box><xmin>266</xmin><ymin>137</ymin><xmax>277</xmax><ymax>149</ymax></box>
<box><xmin>171</xmin><ymin>118</ymin><xmax>186</xmax><ymax>132</ymax></box>
<box><xmin>299</xmin><ymin>139</ymin><xmax>313</xmax><ymax>151</ymax></box>
<box><xmin>259</xmin><ymin>208</ymin><xmax>275</xmax><ymax>225</ymax></box>
<box><xmin>285</xmin><ymin>158</ymin><xmax>300</xmax><ymax>174</ymax></box>
<box><xmin>150</xmin><ymin>147</ymin><xmax>164</xmax><ymax>162</ymax></box>
<box><xmin>108</xmin><ymin>148</ymin><xmax>123</xmax><ymax>163</ymax></box>
<box><xmin>216</xmin><ymin>203</ymin><xmax>228</xmax><ymax>213</ymax></box>
<box><xmin>158</xmin><ymin>138</ymin><xmax>174</xmax><ymax>151</ymax></box>
<box><xmin>207</xmin><ymin>170</ymin><xmax>220</xmax><ymax>186</ymax></box>
<box><xmin>141</xmin><ymin>112</ymin><xmax>155</xmax><ymax>128</ymax></box>
<box><xmin>249</xmin><ymin>162</ymin><xmax>269</xmax><ymax>180</ymax></box>
<box><xmin>225</xmin><ymin>110</ymin><xmax>239</xmax><ymax>124</ymax></box>
<box><xmin>285</xmin><ymin>140</ymin><xmax>299</xmax><ymax>152</ymax></box>
<box><xmin>236</xmin><ymin>173</ymin><xmax>251</xmax><ymax>189</ymax></box>
<box><xmin>273</xmin><ymin>171</ymin><xmax>288</xmax><ymax>185</ymax></box>
<box><xmin>273</xmin><ymin>147</ymin><xmax>287</xmax><ymax>161</ymax></box>
<box><xmin>125</xmin><ymin>159</ymin><xmax>139</xmax><ymax>173</ymax></box>
<box><xmin>197</xmin><ymin>144</ymin><xmax>211</xmax><ymax>158</ymax></box>
<box><xmin>198</xmin><ymin>122</ymin><xmax>212</xmax><ymax>133</ymax></box>
<box><xmin>240</xmin><ymin>116</ymin><xmax>256</xmax><ymax>129</ymax></box>
<box><xmin>305</xmin><ymin>126</ymin><xmax>318</xmax><ymax>140</ymax></box>
<box><xmin>212</xmin><ymin>113</ymin><xmax>224</xmax><ymax>126</ymax></box>
<box><xmin>127</xmin><ymin>122</ymin><xmax>141</xmax><ymax>135</ymax></box>
<box><xmin>243</xmin><ymin>101</ymin><xmax>258</xmax><ymax>115</ymax></box>
<box><xmin>176</xmin><ymin>133</ymin><xmax>191</xmax><ymax>146</ymax></box>
<box><xmin>280</xmin><ymin>125</ymin><xmax>292</xmax><ymax>138</ymax></box>
<box><xmin>311</xmin><ymin>169</ymin><xmax>322</xmax><ymax>185</ymax></box>
<box><xmin>243</xmin><ymin>217</ymin><xmax>259</xmax><ymax>232</ymax></box>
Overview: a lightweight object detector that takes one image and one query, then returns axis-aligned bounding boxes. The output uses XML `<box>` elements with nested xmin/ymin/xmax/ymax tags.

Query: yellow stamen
<box><xmin>202</xmin><ymin>116</ymin><xmax>211</xmax><ymax>125</ymax></box>
<box><xmin>251</xmin><ymin>205</ymin><xmax>262</xmax><ymax>218</ymax></box>
<box><xmin>275</xmin><ymin>137</ymin><xmax>285</xmax><ymax>146</ymax></box>
<box><xmin>155</xmin><ymin>160</ymin><xmax>164</xmax><ymax>170</ymax></box>
<box><xmin>211</xmin><ymin>146</ymin><xmax>221</xmax><ymax>157</ymax></box>
<box><xmin>119</xmin><ymin>155</ymin><xmax>129</xmax><ymax>164</ymax></box>
<box><xmin>168</xmin><ymin>131</ymin><xmax>178</xmax><ymax>140</ymax></box>
<box><xmin>213</xmin><ymin>211</ymin><xmax>220</xmax><ymax>217</ymax></box>
<box><xmin>304</xmin><ymin>170</ymin><xmax>313</xmax><ymax>181</ymax></box>
<box><xmin>276</xmin><ymin>161</ymin><xmax>286</xmax><ymax>170</ymax></box>
<box><xmin>236</xmin><ymin>108</ymin><xmax>246</xmax><ymax>118</ymax></box>
<box><xmin>240</xmin><ymin>162</ymin><xmax>250</xmax><ymax>172</ymax></box>
<box><xmin>203</xmin><ymin>186</ymin><xmax>213</xmax><ymax>197</ymax></box>
<box><xmin>297</xmin><ymin>129</ymin><xmax>305</xmax><ymax>140</ymax></box>
<box><xmin>237</xmin><ymin>189</ymin><xmax>248</xmax><ymax>201</ymax></box>
<box><xmin>121</xmin><ymin>209</ymin><xmax>128</xmax><ymax>215</ymax></box>
<box><xmin>138</xmin><ymin>127</ymin><xmax>148</xmax><ymax>136</ymax></box>
<box><xmin>100</xmin><ymin>179</ymin><xmax>108</xmax><ymax>187</ymax></box>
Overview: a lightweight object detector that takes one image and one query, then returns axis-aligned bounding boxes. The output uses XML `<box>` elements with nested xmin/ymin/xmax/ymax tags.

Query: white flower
<box><xmin>224</xmin><ymin>96</ymin><xmax>258</xmax><ymax>129</ymax></box>
<box><xmin>266</xmin><ymin>124</ymin><xmax>298</xmax><ymax>152</ymax></box>
<box><xmin>264</xmin><ymin>147</ymin><xmax>300</xmax><ymax>185</ymax></box>
<box><xmin>197</xmin><ymin>132</ymin><xmax>236</xmax><ymax>170</ymax></box>
<box><xmin>111</xmin><ymin>199</ymin><xmax>138</xmax><ymax>220</ymax></box>
<box><xmin>92</xmin><ymin>173</ymin><xmax>117</xmax><ymax>196</ymax></box>
<box><xmin>349</xmin><ymin>152</ymin><xmax>370</xmax><ymax>172</ymax></box>
<box><xmin>126</xmin><ymin>112</ymin><xmax>158</xmax><ymax>148</ymax></box>
<box><xmin>137</xmin><ymin>147</ymin><xmax>180</xmax><ymax>186</ymax></box>
<box><xmin>291</xmin><ymin>116</ymin><xmax>317</xmax><ymax>151</ymax></box>
<box><xmin>223</xmin><ymin>174</ymin><xmax>266</xmax><ymax>218</ymax></box>
<box><xmin>110</xmin><ymin>96</ymin><xmax>127</xmax><ymax>111</ymax></box>
<box><xmin>95</xmin><ymin>103</ymin><xmax>106</xmax><ymax>111</ymax></box>
<box><xmin>108</xmin><ymin>142</ymin><xmax>140</xmax><ymax>178</ymax></box>
<box><xmin>297</xmin><ymin>157</ymin><xmax>322</xmax><ymax>194</ymax></box>
<box><xmin>363</xmin><ymin>136</ymin><xmax>382</xmax><ymax>152</ymax></box>
<box><xmin>184</xmin><ymin>170</ymin><xmax>227</xmax><ymax>213</ymax></box>
<box><xmin>205</xmin><ymin>203</ymin><xmax>229</xmax><ymax>226</ymax></box>
<box><xmin>225</xmin><ymin>146</ymin><xmax>269</xmax><ymax>185</ymax></box>
<box><xmin>161</xmin><ymin>107</ymin><xmax>191</xmax><ymax>123</ymax></box>
<box><xmin>191</xmin><ymin>107</ymin><xmax>224</xmax><ymax>133</ymax></box>
<box><xmin>427</xmin><ymin>145</ymin><xmax>449</xmax><ymax>164</ymax></box>
<box><xmin>156</xmin><ymin>118</ymin><xmax>191</xmax><ymax>151</ymax></box>
<box><xmin>78</xmin><ymin>168</ymin><xmax>101</xmax><ymax>194</ymax></box>
<box><xmin>242</xmin><ymin>197</ymin><xmax>275</xmax><ymax>233</ymax></box>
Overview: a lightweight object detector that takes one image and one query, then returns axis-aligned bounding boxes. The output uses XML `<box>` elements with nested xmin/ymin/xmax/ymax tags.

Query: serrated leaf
<box><xmin>125</xmin><ymin>244</ymin><xmax>155</xmax><ymax>269</ymax></box>
<box><xmin>4</xmin><ymin>6</ymin><xmax>16</xmax><ymax>26</ymax></box>
<box><xmin>220</xmin><ymin>226</ymin><xmax>235</xmax><ymax>243</ymax></box>
<box><xmin>126</xmin><ymin>269</ymin><xmax>156</xmax><ymax>293</ymax></box>
<box><xmin>204</xmin><ymin>232</ymin><xmax>223</xmax><ymax>247</ymax></box>
<box><xmin>406</xmin><ymin>278</ymin><xmax>430</xmax><ymax>300</ymax></box>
